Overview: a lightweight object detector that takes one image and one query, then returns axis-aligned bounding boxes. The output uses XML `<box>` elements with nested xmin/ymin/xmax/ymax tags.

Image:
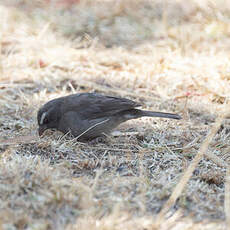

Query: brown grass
<box><xmin>1</xmin><ymin>0</ymin><xmax>230</xmax><ymax>229</ymax></box>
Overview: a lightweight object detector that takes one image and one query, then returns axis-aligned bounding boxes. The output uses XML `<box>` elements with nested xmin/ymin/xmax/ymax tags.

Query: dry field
<box><xmin>0</xmin><ymin>0</ymin><xmax>230</xmax><ymax>229</ymax></box>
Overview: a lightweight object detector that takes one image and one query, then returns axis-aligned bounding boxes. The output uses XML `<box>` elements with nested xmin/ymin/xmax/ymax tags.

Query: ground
<box><xmin>0</xmin><ymin>0</ymin><xmax>230</xmax><ymax>229</ymax></box>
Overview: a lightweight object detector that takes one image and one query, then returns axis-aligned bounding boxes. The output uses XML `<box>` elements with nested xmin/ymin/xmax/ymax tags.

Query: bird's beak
<box><xmin>38</xmin><ymin>126</ymin><xmax>47</xmax><ymax>136</ymax></box>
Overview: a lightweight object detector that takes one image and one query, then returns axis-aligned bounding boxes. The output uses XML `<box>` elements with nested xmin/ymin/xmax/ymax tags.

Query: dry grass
<box><xmin>1</xmin><ymin>0</ymin><xmax>230</xmax><ymax>229</ymax></box>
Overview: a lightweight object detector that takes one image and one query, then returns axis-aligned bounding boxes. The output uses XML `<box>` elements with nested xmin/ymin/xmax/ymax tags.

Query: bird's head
<box><xmin>37</xmin><ymin>101</ymin><xmax>61</xmax><ymax>136</ymax></box>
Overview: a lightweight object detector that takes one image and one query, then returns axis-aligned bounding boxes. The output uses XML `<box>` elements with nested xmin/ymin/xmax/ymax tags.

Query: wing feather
<box><xmin>61</xmin><ymin>93</ymin><xmax>141</xmax><ymax>119</ymax></box>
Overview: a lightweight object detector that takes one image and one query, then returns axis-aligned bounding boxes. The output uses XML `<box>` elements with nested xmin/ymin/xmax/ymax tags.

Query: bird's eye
<box><xmin>40</xmin><ymin>112</ymin><xmax>48</xmax><ymax>125</ymax></box>
<box><xmin>43</xmin><ymin>117</ymin><xmax>48</xmax><ymax>124</ymax></box>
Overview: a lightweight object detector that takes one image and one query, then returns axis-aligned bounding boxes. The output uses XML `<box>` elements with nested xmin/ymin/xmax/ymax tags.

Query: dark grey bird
<box><xmin>37</xmin><ymin>93</ymin><xmax>181</xmax><ymax>142</ymax></box>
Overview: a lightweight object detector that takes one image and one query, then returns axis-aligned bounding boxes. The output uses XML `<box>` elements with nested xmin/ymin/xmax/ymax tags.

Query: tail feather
<box><xmin>141</xmin><ymin>110</ymin><xmax>181</xmax><ymax>119</ymax></box>
<box><xmin>123</xmin><ymin>109</ymin><xmax>181</xmax><ymax>120</ymax></box>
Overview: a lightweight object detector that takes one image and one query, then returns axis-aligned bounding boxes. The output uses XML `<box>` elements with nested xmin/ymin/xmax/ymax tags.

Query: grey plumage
<box><xmin>37</xmin><ymin>93</ymin><xmax>181</xmax><ymax>142</ymax></box>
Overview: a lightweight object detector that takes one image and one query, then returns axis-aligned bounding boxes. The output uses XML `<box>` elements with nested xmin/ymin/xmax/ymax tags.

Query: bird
<box><xmin>37</xmin><ymin>93</ymin><xmax>181</xmax><ymax>142</ymax></box>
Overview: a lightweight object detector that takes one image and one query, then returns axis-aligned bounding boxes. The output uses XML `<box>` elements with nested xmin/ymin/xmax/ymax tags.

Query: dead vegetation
<box><xmin>1</xmin><ymin>0</ymin><xmax>230</xmax><ymax>229</ymax></box>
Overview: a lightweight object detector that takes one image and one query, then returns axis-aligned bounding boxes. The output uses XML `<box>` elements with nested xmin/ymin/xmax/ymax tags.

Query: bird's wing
<box><xmin>62</xmin><ymin>93</ymin><xmax>141</xmax><ymax>118</ymax></box>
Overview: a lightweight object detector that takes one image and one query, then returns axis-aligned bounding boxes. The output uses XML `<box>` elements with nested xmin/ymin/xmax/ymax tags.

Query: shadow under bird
<box><xmin>37</xmin><ymin>93</ymin><xmax>181</xmax><ymax>142</ymax></box>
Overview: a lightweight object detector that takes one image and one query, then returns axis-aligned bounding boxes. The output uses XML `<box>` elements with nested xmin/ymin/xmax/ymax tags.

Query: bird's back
<box><xmin>60</xmin><ymin>93</ymin><xmax>141</xmax><ymax>119</ymax></box>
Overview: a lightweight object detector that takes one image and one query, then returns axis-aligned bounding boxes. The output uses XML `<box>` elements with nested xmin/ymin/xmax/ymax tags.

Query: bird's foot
<box><xmin>89</xmin><ymin>136</ymin><xmax>107</xmax><ymax>145</ymax></box>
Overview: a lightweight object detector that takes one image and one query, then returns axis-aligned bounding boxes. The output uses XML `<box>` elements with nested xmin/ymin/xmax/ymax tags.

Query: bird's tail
<box><xmin>123</xmin><ymin>109</ymin><xmax>181</xmax><ymax>120</ymax></box>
